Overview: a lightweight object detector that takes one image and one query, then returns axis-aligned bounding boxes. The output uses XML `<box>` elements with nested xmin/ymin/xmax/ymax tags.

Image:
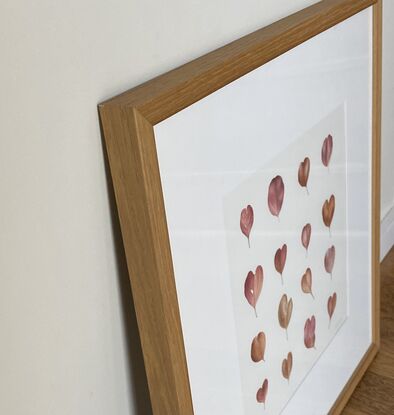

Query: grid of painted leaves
<box><xmin>239</xmin><ymin>134</ymin><xmax>337</xmax><ymax>408</ymax></box>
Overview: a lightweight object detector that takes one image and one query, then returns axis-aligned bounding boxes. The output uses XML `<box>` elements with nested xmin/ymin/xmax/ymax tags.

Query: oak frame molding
<box><xmin>98</xmin><ymin>1</ymin><xmax>381</xmax><ymax>413</ymax></box>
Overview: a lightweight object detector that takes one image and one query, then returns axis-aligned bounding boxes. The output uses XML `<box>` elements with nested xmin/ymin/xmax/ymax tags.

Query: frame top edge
<box><xmin>98</xmin><ymin>0</ymin><xmax>376</xmax><ymax>124</ymax></box>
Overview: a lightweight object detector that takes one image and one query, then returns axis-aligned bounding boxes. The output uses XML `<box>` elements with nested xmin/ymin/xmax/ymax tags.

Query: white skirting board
<box><xmin>381</xmin><ymin>202</ymin><xmax>394</xmax><ymax>261</ymax></box>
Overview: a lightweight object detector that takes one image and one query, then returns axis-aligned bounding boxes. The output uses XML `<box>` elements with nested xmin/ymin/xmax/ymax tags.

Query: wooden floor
<box><xmin>343</xmin><ymin>247</ymin><xmax>394</xmax><ymax>414</ymax></box>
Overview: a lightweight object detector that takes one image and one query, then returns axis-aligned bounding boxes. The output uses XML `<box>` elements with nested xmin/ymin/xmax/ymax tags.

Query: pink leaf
<box><xmin>304</xmin><ymin>316</ymin><xmax>316</xmax><ymax>349</ymax></box>
<box><xmin>268</xmin><ymin>176</ymin><xmax>285</xmax><ymax>218</ymax></box>
<box><xmin>244</xmin><ymin>266</ymin><xmax>264</xmax><ymax>317</ymax></box>
<box><xmin>240</xmin><ymin>205</ymin><xmax>254</xmax><ymax>247</ymax></box>
<box><xmin>324</xmin><ymin>245</ymin><xmax>336</xmax><ymax>276</ymax></box>
<box><xmin>327</xmin><ymin>293</ymin><xmax>337</xmax><ymax>322</ymax></box>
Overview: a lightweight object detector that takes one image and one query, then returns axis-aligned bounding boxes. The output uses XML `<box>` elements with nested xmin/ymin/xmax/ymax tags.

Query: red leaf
<box><xmin>268</xmin><ymin>176</ymin><xmax>284</xmax><ymax>217</ymax></box>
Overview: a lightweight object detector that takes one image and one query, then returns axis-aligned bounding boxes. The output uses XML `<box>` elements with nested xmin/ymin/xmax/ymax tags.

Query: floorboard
<box><xmin>343</xmin><ymin>247</ymin><xmax>394</xmax><ymax>414</ymax></box>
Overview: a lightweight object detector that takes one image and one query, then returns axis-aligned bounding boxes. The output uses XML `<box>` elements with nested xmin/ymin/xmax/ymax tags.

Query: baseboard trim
<box><xmin>380</xmin><ymin>202</ymin><xmax>394</xmax><ymax>261</ymax></box>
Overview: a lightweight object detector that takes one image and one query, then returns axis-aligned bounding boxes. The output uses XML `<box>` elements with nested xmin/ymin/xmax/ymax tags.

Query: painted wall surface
<box><xmin>0</xmin><ymin>1</ymin><xmax>392</xmax><ymax>414</ymax></box>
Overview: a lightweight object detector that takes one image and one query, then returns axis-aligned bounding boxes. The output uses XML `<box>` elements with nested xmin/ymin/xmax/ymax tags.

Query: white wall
<box><xmin>381</xmin><ymin>0</ymin><xmax>394</xmax><ymax>259</ymax></box>
<box><xmin>0</xmin><ymin>1</ymin><xmax>392</xmax><ymax>414</ymax></box>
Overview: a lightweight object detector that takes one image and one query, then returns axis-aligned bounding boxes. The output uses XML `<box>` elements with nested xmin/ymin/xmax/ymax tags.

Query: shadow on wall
<box><xmin>99</xmin><ymin>113</ymin><xmax>153</xmax><ymax>415</ymax></box>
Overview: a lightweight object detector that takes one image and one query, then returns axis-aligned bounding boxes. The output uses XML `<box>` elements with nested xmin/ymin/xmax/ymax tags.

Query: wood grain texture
<box><xmin>101</xmin><ymin>0</ymin><xmax>376</xmax><ymax>125</ymax></box>
<box><xmin>99</xmin><ymin>106</ymin><xmax>193</xmax><ymax>414</ymax></box>
<box><xmin>98</xmin><ymin>1</ymin><xmax>381</xmax><ymax>414</ymax></box>
<box><xmin>329</xmin><ymin>2</ymin><xmax>382</xmax><ymax>413</ymax></box>
<box><xmin>371</xmin><ymin>0</ymin><xmax>382</xmax><ymax>347</ymax></box>
<box><xmin>343</xmin><ymin>248</ymin><xmax>394</xmax><ymax>415</ymax></box>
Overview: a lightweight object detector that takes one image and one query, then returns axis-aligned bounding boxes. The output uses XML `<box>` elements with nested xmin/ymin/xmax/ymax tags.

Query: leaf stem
<box><xmin>310</xmin><ymin>292</ymin><xmax>315</xmax><ymax>300</ymax></box>
<box><xmin>248</xmin><ymin>237</ymin><xmax>250</xmax><ymax>248</ymax></box>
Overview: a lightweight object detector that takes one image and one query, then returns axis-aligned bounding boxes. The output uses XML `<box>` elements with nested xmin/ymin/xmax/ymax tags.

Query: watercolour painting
<box><xmin>224</xmin><ymin>105</ymin><xmax>348</xmax><ymax>414</ymax></box>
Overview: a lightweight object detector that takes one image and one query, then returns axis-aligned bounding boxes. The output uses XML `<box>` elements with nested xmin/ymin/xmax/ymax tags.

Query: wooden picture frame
<box><xmin>98</xmin><ymin>0</ymin><xmax>381</xmax><ymax>413</ymax></box>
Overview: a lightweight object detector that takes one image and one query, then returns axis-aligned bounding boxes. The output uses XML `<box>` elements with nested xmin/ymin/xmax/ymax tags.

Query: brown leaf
<box><xmin>287</xmin><ymin>299</ymin><xmax>293</xmax><ymax>325</ymax></box>
<box><xmin>268</xmin><ymin>176</ymin><xmax>285</xmax><ymax>218</ymax></box>
<box><xmin>301</xmin><ymin>223</ymin><xmax>311</xmax><ymax>252</ymax></box>
<box><xmin>278</xmin><ymin>294</ymin><xmax>293</xmax><ymax>339</ymax></box>
<box><xmin>256</xmin><ymin>379</ymin><xmax>268</xmax><ymax>406</ymax></box>
<box><xmin>282</xmin><ymin>352</ymin><xmax>293</xmax><ymax>381</ymax></box>
<box><xmin>301</xmin><ymin>268</ymin><xmax>314</xmax><ymax>299</ymax></box>
<box><xmin>298</xmin><ymin>157</ymin><xmax>310</xmax><ymax>192</ymax></box>
<box><xmin>322</xmin><ymin>195</ymin><xmax>335</xmax><ymax>230</ymax></box>
<box><xmin>324</xmin><ymin>245</ymin><xmax>336</xmax><ymax>276</ymax></box>
<box><xmin>322</xmin><ymin>134</ymin><xmax>333</xmax><ymax>167</ymax></box>
<box><xmin>251</xmin><ymin>331</ymin><xmax>266</xmax><ymax>363</ymax></box>
<box><xmin>274</xmin><ymin>244</ymin><xmax>287</xmax><ymax>284</ymax></box>
<box><xmin>278</xmin><ymin>295</ymin><xmax>287</xmax><ymax>328</ymax></box>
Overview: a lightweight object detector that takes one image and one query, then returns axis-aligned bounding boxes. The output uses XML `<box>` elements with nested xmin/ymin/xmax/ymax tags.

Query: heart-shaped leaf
<box><xmin>274</xmin><ymin>244</ymin><xmax>287</xmax><ymax>285</ymax></box>
<box><xmin>298</xmin><ymin>157</ymin><xmax>310</xmax><ymax>193</ymax></box>
<box><xmin>251</xmin><ymin>331</ymin><xmax>266</xmax><ymax>363</ymax></box>
<box><xmin>244</xmin><ymin>266</ymin><xmax>263</xmax><ymax>317</ymax></box>
<box><xmin>301</xmin><ymin>223</ymin><xmax>311</xmax><ymax>254</ymax></box>
<box><xmin>268</xmin><ymin>176</ymin><xmax>284</xmax><ymax>218</ymax></box>
<box><xmin>304</xmin><ymin>316</ymin><xmax>316</xmax><ymax>349</ymax></box>
<box><xmin>327</xmin><ymin>292</ymin><xmax>337</xmax><ymax>328</ymax></box>
<box><xmin>322</xmin><ymin>134</ymin><xmax>333</xmax><ymax>168</ymax></box>
<box><xmin>322</xmin><ymin>195</ymin><xmax>335</xmax><ymax>232</ymax></box>
<box><xmin>256</xmin><ymin>379</ymin><xmax>268</xmax><ymax>407</ymax></box>
<box><xmin>278</xmin><ymin>294</ymin><xmax>293</xmax><ymax>340</ymax></box>
<box><xmin>240</xmin><ymin>205</ymin><xmax>254</xmax><ymax>247</ymax></box>
<box><xmin>301</xmin><ymin>268</ymin><xmax>314</xmax><ymax>299</ymax></box>
<box><xmin>324</xmin><ymin>245</ymin><xmax>336</xmax><ymax>277</ymax></box>
<box><xmin>282</xmin><ymin>352</ymin><xmax>293</xmax><ymax>382</ymax></box>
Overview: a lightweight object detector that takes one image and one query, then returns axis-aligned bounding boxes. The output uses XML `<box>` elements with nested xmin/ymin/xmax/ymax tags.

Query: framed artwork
<box><xmin>99</xmin><ymin>0</ymin><xmax>381</xmax><ymax>414</ymax></box>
